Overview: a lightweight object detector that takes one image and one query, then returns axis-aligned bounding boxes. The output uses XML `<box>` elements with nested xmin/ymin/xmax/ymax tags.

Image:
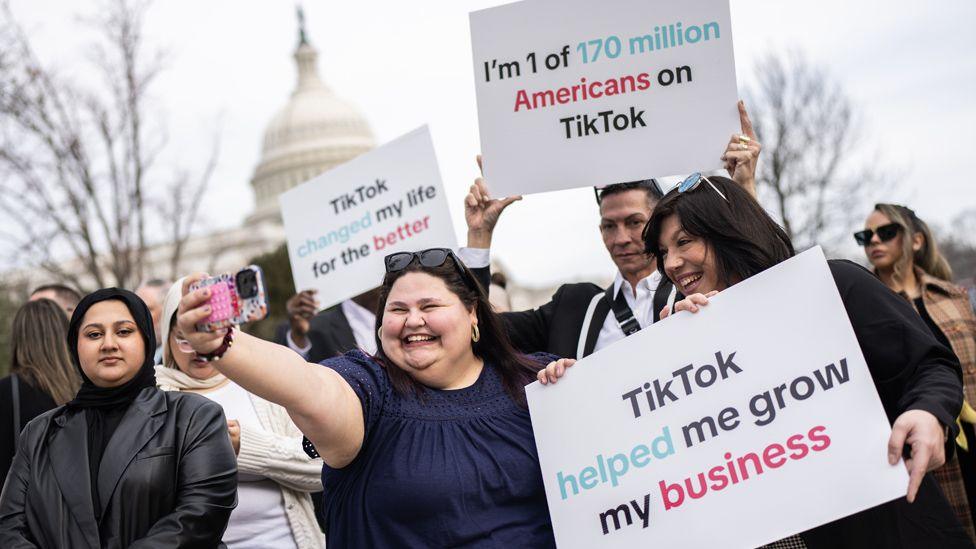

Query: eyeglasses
<box><xmin>678</xmin><ymin>172</ymin><xmax>727</xmax><ymax>202</ymax></box>
<box><xmin>384</xmin><ymin>248</ymin><xmax>481</xmax><ymax>291</ymax></box>
<box><xmin>853</xmin><ymin>223</ymin><xmax>900</xmax><ymax>247</ymax></box>
<box><xmin>172</xmin><ymin>335</ymin><xmax>194</xmax><ymax>353</ymax></box>
<box><xmin>594</xmin><ymin>179</ymin><xmax>664</xmax><ymax>205</ymax></box>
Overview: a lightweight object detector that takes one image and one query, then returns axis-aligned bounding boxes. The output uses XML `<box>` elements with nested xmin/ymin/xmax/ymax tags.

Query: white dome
<box><xmin>248</xmin><ymin>40</ymin><xmax>374</xmax><ymax>224</ymax></box>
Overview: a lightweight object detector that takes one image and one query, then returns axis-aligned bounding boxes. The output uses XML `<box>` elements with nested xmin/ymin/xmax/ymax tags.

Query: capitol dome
<box><xmin>248</xmin><ymin>26</ymin><xmax>374</xmax><ymax>224</ymax></box>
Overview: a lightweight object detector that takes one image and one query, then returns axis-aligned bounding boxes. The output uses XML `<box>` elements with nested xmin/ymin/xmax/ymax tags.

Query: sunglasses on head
<box><xmin>853</xmin><ymin>223</ymin><xmax>900</xmax><ymax>247</ymax></box>
<box><xmin>678</xmin><ymin>172</ymin><xmax>728</xmax><ymax>201</ymax></box>
<box><xmin>384</xmin><ymin>248</ymin><xmax>480</xmax><ymax>291</ymax></box>
<box><xmin>594</xmin><ymin>179</ymin><xmax>664</xmax><ymax>205</ymax></box>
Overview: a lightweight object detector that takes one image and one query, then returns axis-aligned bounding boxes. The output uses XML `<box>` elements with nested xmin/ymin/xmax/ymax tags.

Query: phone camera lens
<box><xmin>236</xmin><ymin>270</ymin><xmax>259</xmax><ymax>299</ymax></box>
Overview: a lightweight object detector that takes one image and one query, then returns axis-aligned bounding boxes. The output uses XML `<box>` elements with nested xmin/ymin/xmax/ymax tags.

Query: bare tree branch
<box><xmin>0</xmin><ymin>0</ymin><xmax>217</xmax><ymax>288</ymax></box>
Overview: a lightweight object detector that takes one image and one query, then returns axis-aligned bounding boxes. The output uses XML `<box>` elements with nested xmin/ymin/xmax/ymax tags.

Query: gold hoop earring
<box><xmin>377</xmin><ymin>326</ymin><xmax>383</xmax><ymax>339</ymax></box>
<box><xmin>471</xmin><ymin>324</ymin><xmax>480</xmax><ymax>342</ymax></box>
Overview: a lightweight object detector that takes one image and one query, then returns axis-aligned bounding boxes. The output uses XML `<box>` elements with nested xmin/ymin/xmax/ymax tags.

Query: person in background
<box><xmin>177</xmin><ymin>249</ymin><xmax>562</xmax><ymax>547</ymax></box>
<box><xmin>277</xmin><ymin>288</ymin><xmax>382</xmax><ymax>363</ymax></box>
<box><xmin>156</xmin><ymin>279</ymin><xmax>324</xmax><ymax>549</ymax></box>
<box><xmin>0</xmin><ymin>299</ymin><xmax>80</xmax><ymax>487</ymax></box>
<box><xmin>0</xmin><ymin>288</ymin><xmax>237</xmax><ymax>547</ymax></box>
<box><xmin>636</xmin><ymin>175</ymin><xmax>968</xmax><ymax>547</ymax></box>
<box><xmin>489</xmin><ymin>271</ymin><xmax>513</xmax><ymax>312</ymax></box>
<box><xmin>859</xmin><ymin>203</ymin><xmax>976</xmax><ymax>540</ymax></box>
<box><xmin>136</xmin><ymin>278</ymin><xmax>169</xmax><ymax>364</ymax></box>
<box><xmin>29</xmin><ymin>283</ymin><xmax>81</xmax><ymax>318</ymax></box>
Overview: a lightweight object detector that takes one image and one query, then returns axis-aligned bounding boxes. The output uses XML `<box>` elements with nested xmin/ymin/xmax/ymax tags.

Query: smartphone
<box><xmin>189</xmin><ymin>265</ymin><xmax>269</xmax><ymax>332</ymax></box>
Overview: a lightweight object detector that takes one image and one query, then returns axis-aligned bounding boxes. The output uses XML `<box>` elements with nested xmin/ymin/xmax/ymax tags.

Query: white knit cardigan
<box><xmin>156</xmin><ymin>368</ymin><xmax>325</xmax><ymax>549</ymax></box>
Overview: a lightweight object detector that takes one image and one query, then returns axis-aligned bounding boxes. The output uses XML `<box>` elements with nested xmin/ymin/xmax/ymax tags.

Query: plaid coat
<box><xmin>909</xmin><ymin>268</ymin><xmax>976</xmax><ymax>542</ymax></box>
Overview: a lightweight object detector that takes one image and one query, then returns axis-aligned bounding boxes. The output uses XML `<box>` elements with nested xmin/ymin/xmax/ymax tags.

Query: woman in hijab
<box><xmin>0</xmin><ymin>288</ymin><xmax>238</xmax><ymax>548</ymax></box>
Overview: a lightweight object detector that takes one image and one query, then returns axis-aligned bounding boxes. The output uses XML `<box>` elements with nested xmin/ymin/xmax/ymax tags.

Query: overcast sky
<box><xmin>9</xmin><ymin>0</ymin><xmax>976</xmax><ymax>286</ymax></box>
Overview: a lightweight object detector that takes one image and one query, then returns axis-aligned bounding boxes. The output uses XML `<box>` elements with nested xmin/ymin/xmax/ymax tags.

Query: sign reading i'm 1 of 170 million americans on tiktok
<box><xmin>470</xmin><ymin>0</ymin><xmax>740</xmax><ymax>197</ymax></box>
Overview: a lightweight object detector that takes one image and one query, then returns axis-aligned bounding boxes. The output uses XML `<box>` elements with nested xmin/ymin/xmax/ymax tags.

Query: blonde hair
<box><xmin>10</xmin><ymin>299</ymin><xmax>81</xmax><ymax>404</ymax></box>
<box><xmin>874</xmin><ymin>204</ymin><xmax>954</xmax><ymax>283</ymax></box>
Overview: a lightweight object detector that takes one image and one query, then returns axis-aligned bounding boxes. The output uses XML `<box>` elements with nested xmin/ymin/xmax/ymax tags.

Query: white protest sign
<box><xmin>526</xmin><ymin>247</ymin><xmax>908</xmax><ymax>548</ymax></box>
<box><xmin>280</xmin><ymin>126</ymin><xmax>457</xmax><ymax>309</ymax></box>
<box><xmin>470</xmin><ymin>0</ymin><xmax>739</xmax><ymax>197</ymax></box>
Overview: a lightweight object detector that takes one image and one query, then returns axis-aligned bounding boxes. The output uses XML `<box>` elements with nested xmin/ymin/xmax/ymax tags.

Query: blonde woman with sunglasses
<box><xmin>859</xmin><ymin>204</ymin><xmax>976</xmax><ymax>542</ymax></box>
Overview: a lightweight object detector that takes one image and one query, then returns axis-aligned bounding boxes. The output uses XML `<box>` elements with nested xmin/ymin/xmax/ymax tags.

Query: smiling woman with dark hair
<box><xmin>0</xmin><ymin>288</ymin><xmax>237</xmax><ymax>547</ymax></box>
<box><xmin>637</xmin><ymin>174</ymin><xmax>970</xmax><ymax>548</ymax></box>
<box><xmin>176</xmin><ymin>249</ymin><xmax>566</xmax><ymax>547</ymax></box>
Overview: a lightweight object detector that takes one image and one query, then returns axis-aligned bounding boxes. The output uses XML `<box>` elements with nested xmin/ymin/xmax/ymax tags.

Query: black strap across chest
<box><xmin>605</xmin><ymin>285</ymin><xmax>641</xmax><ymax>336</ymax></box>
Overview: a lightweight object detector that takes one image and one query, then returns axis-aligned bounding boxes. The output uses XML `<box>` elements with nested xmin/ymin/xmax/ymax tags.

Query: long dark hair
<box><xmin>644</xmin><ymin>176</ymin><xmax>795</xmax><ymax>287</ymax></box>
<box><xmin>10</xmin><ymin>299</ymin><xmax>81</xmax><ymax>404</ymax></box>
<box><xmin>372</xmin><ymin>255</ymin><xmax>542</xmax><ymax>407</ymax></box>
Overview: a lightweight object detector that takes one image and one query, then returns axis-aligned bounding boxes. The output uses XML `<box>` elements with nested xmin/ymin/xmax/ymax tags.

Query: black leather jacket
<box><xmin>0</xmin><ymin>387</ymin><xmax>237</xmax><ymax>548</ymax></box>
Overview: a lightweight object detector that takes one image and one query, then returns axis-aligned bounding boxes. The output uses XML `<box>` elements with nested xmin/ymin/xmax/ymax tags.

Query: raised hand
<box><xmin>465</xmin><ymin>154</ymin><xmax>521</xmax><ymax>248</ymax></box>
<box><xmin>721</xmin><ymin>100</ymin><xmax>761</xmax><ymax>199</ymax></box>
<box><xmin>286</xmin><ymin>289</ymin><xmax>319</xmax><ymax>346</ymax></box>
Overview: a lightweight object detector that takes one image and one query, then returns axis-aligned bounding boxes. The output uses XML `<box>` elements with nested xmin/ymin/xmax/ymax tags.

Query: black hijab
<box><xmin>65</xmin><ymin>288</ymin><xmax>158</xmax><ymax>517</ymax></box>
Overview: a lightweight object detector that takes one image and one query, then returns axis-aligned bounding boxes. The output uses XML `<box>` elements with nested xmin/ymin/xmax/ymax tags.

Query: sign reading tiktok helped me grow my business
<box><xmin>280</xmin><ymin>126</ymin><xmax>457</xmax><ymax>309</ymax></box>
<box><xmin>470</xmin><ymin>0</ymin><xmax>740</xmax><ymax>197</ymax></box>
<box><xmin>526</xmin><ymin>248</ymin><xmax>909</xmax><ymax>548</ymax></box>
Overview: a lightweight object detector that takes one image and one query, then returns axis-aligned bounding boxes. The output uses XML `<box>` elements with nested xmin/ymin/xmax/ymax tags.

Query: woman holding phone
<box><xmin>176</xmin><ymin>249</ymin><xmax>568</xmax><ymax>547</ymax></box>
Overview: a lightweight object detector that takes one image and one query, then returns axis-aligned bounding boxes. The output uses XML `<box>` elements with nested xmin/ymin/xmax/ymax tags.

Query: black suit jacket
<box><xmin>0</xmin><ymin>375</ymin><xmax>57</xmax><ymax>489</ymax></box>
<box><xmin>0</xmin><ymin>387</ymin><xmax>238</xmax><ymax>548</ymax></box>
<box><xmin>275</xmin><ymin>305</ymin><xmax>360</xmax><ymax>364</ymax></box>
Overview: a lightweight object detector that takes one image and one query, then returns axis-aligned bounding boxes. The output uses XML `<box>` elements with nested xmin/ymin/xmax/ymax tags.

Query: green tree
<box><xmin>243</xmin><ymin>244</ymin><xmax>295</xmax><ymax>342</ymax></box>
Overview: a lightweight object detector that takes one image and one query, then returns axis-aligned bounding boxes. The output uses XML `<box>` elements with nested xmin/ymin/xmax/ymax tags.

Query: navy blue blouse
<box><xmin>305</xmin><ymin>350</ymin><xmax>556</xmax><ymax>548</ymax></box>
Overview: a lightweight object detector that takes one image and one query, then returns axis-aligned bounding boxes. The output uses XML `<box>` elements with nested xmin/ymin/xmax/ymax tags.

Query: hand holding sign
<box><xmin>465</xmin><ymin>155</ymin><xmax>522</xmax><ymax>248</ymax></box>
<box><xmin>721</xmin><ymin>100</ymin><xmax>761</xmax><ymax>197</ymax></box>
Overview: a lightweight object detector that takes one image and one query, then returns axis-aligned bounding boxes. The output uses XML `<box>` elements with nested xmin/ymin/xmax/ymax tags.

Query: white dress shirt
<box><xmin>594</xmin><ymin>270</ymin><xmax>663</xmax><ymax>353</ymax></box>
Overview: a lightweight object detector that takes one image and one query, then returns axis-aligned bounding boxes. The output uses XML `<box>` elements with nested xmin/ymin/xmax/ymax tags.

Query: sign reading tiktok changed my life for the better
<box><xmin>526</xmin><ymin>248</ymin><xmax>909</xmax><ymax>548</ymax></box>
<box><xmin>280</xmin><ymin>126</ymin><xmax>457</xmax><ymax>310</ymax></box>
<box><xmin>470</xmin><ymin>0</ymin><xmax>740</xmax><ymax>197</ymax></box>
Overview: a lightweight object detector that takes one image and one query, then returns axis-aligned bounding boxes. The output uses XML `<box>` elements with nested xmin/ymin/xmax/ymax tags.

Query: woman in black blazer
<box><xmin>0</xmin><ymin>288</ymin><xmax>237</xmax><ymax>548</ymax></box>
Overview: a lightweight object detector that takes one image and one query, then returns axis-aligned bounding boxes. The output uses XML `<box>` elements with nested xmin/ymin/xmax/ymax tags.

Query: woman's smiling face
<box><xmin>378</xmin><ymin>272</ymin><xmax>478</xmax><ymax>388</ymax></box>
<box><xmin>658</xmin><ymin>214</ymin><xmax>724</xmax><ymax>295</ymax></box>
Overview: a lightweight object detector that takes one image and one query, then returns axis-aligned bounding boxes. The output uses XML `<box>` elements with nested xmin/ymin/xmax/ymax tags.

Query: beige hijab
<box><xmin>154</xmin><ymin>277</ymin><xmax>227</xmax><ymax>391</ymax></box>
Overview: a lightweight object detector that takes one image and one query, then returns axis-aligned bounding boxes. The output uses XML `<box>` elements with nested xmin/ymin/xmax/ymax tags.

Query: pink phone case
<box><xmin>189</xmin><ymin>266</ymin><xmax>268</xmax><ymax>332</ymax></box>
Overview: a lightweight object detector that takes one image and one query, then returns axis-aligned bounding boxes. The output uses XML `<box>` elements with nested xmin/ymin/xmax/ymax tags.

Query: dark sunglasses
<box><xmin>853</xmin><ymin>223</ymin><xmax>900</xmax><ymax>247</ymax></box>
<box><xmin>384</xmin><ymin>248</ymin><xmax>480</xmax><ymax>291</ymax></box>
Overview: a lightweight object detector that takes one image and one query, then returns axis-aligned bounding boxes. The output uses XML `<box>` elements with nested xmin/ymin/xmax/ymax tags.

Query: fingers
<box><xmin>738</xmin><ymin>100</ymin><xmax>757</xmax><ymax>140</ymax></box>
<box><xmin>476</xmin><ymin>154</ymin><xmax>483</xmax><ymax>175</ymax></box>
<box><xmin>538</xmin><ymin>359</ymin><xmax>576</xmax><ymax>385</ymax></box>
<box><xmin>906</xmin><ymin>444</ymin><xmax>931</xmax><ymax>503</ymax></box>
<box><xmin>673</xmin><ymin>293</ymin><xmax>711</xmax><ymax>314</ymax></box>
<box><xmin>659</xmin><ymin>305</ymin><xmax>672</xmax><ymax>320</ymax></box>
<box><xmin>499</xmin><ymin>195</ymin><xmax>523</xmax><ymax>209</ymax></box>
<box><xmin>888</xmin><ymin>419</ymin><xmax>909</xmax><ymax>465</ymax></box>
<box><xmin>182</xmin><ymin>273</ymin><xmax>207</xmax><ymax>296</ymax></box>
